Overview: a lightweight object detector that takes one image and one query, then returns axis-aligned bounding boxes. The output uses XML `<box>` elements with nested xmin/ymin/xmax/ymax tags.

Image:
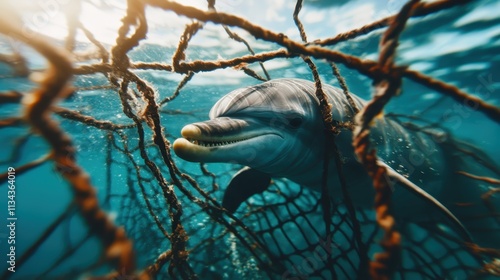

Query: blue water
<box><xmin>0</xmin><ymin>0</ymin><xmax>499</xmax><ymax>279</ymax></box>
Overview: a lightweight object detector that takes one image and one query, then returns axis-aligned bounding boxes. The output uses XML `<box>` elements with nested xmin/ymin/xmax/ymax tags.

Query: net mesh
<box><xmin>0</xmin><ymin>0</ymin><xmax>499</xmax><ymax>279</ymax></box>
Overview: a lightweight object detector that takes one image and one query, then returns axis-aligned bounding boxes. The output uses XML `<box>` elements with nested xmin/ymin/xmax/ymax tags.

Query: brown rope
<box><xmin>353</xmin><ymin>0</ymin><xmax>422</xmax><ymax>279</ymax></box>
<box><xmin>144</xmin><ymin>0</ymin><xmax>499</xmax><ymax>123</ymax></box>
<box><xmin>0</xmin><ymin>6</ymin><xmax>136</xmax><ymax>277</ymax></box>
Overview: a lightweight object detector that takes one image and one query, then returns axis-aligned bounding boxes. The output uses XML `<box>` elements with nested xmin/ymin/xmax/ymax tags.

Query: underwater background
<box><xmin>0</xmin><ymin>0</ymin><xmax>499</xmax><ymax>279</ymax></box>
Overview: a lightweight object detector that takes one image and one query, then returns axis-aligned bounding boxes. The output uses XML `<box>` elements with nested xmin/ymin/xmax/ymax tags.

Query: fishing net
<box><xmin>0</xmin><ymin>0</ymin><xmax>499</xmax><ymax>279</ymax></box>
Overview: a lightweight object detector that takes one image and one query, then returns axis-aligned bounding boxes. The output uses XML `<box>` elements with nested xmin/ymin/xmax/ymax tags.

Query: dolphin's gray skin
<box><xmin>173</xmin><ymin>78</ymin><xmax>498</xmax><ymax>246</ymax></box>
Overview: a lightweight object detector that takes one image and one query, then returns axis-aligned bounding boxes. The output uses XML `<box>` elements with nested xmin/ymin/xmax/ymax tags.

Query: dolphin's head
<box><xmin>173</xmin><ymin>79</ymin><xmax>474</xmax><ymax>239</ymax></box>
<box><xmin>173</xmin><ymin>79</ymin><xmax>326</xmax><ymax>176</ymax></box>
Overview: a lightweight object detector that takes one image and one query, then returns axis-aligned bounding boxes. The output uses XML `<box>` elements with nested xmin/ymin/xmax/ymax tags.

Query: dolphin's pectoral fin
<box><xmin>222</xmin><ymin>167</ymin><xmax>272</xmax><ymax>213</ymax></box>
<box><xmin>377</xmin><ymin>160</ymin><xmax>473</xmax><ymax>243</ymax></box>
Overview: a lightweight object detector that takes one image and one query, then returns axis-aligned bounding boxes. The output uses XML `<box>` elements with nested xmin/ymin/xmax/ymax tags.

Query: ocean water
<box><xmin>0</xmin><ymin>0</ymin><xmax>499</xmax><ymax>279</ymax></box>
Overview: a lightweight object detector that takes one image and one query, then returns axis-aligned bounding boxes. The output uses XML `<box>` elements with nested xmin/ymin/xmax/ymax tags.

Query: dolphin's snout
<box><xmin>173</xmin><ymin>124</ymin><xmax>207</xmax><ymax>162</ymax></box>
<box><xmin>173</xmin><ymin>118</ymin><xmax>249</xmax><ymax>162</ymax></box>
<box><xmin>180</xmin><ymin>124</ymin><xmax>201</xmax><ymax>140</ymax></box>
<box><xmin>189</xmin><ymin>117</ymin><xmax>247</xmax><ymax>138</ymax></box>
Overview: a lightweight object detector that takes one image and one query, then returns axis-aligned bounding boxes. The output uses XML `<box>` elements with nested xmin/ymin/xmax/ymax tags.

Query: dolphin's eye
<box><xmin>287</xmin><ymin>116</ymin><xmax>303</xmax><ymax>128</ymax></box>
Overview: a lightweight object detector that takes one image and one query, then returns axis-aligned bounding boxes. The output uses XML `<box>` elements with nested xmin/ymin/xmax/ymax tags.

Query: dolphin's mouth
<box><xmin>173</xmin><ymin>121</ymin><xmax>282</xmax><ymax>162</ymax></box>
<box><xmin>180</xmin><ymin>123</ymin><xmax>258</xmax><ymax>148</ymax></box>
<box><xmin>185</xmin><ymin>137</ymin><xmax>252</xmax><ymax>148</ymax></box>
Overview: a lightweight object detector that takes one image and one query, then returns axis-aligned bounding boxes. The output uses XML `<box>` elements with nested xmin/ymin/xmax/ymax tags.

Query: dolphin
<box><xmin>173</xmin><ymin>78</ymin><xmax>499</xmax><ymax>246</ymax></box>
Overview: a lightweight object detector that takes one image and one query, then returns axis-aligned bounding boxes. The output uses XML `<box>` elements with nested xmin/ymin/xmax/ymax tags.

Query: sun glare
<box><xmin>1</xmin><ymin>0</ymin><xmax>216</xmax><ymax>46</ymax></box>
<box><xmin>0</xmin><ymin>0</ymin><xmax>121</xmax><ymax>45</ymax></box>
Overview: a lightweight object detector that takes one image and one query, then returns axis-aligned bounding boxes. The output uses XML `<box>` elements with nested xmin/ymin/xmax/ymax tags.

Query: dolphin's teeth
<box><xmin>188</xmin><ymin>137</ymin><xmax>251</xmax><ymax>147</ymax></box>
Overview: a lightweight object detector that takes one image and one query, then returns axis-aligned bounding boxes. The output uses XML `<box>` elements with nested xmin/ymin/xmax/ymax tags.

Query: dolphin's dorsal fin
<box><xmin>377</xmin><ymin>160</ymin><xmax>473</xmax><ymax>243</ymax></box>
<box><xmin>222</xmin><ymin>167</ymin><xmax>272</xmax><ymax>213</ymax></box>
